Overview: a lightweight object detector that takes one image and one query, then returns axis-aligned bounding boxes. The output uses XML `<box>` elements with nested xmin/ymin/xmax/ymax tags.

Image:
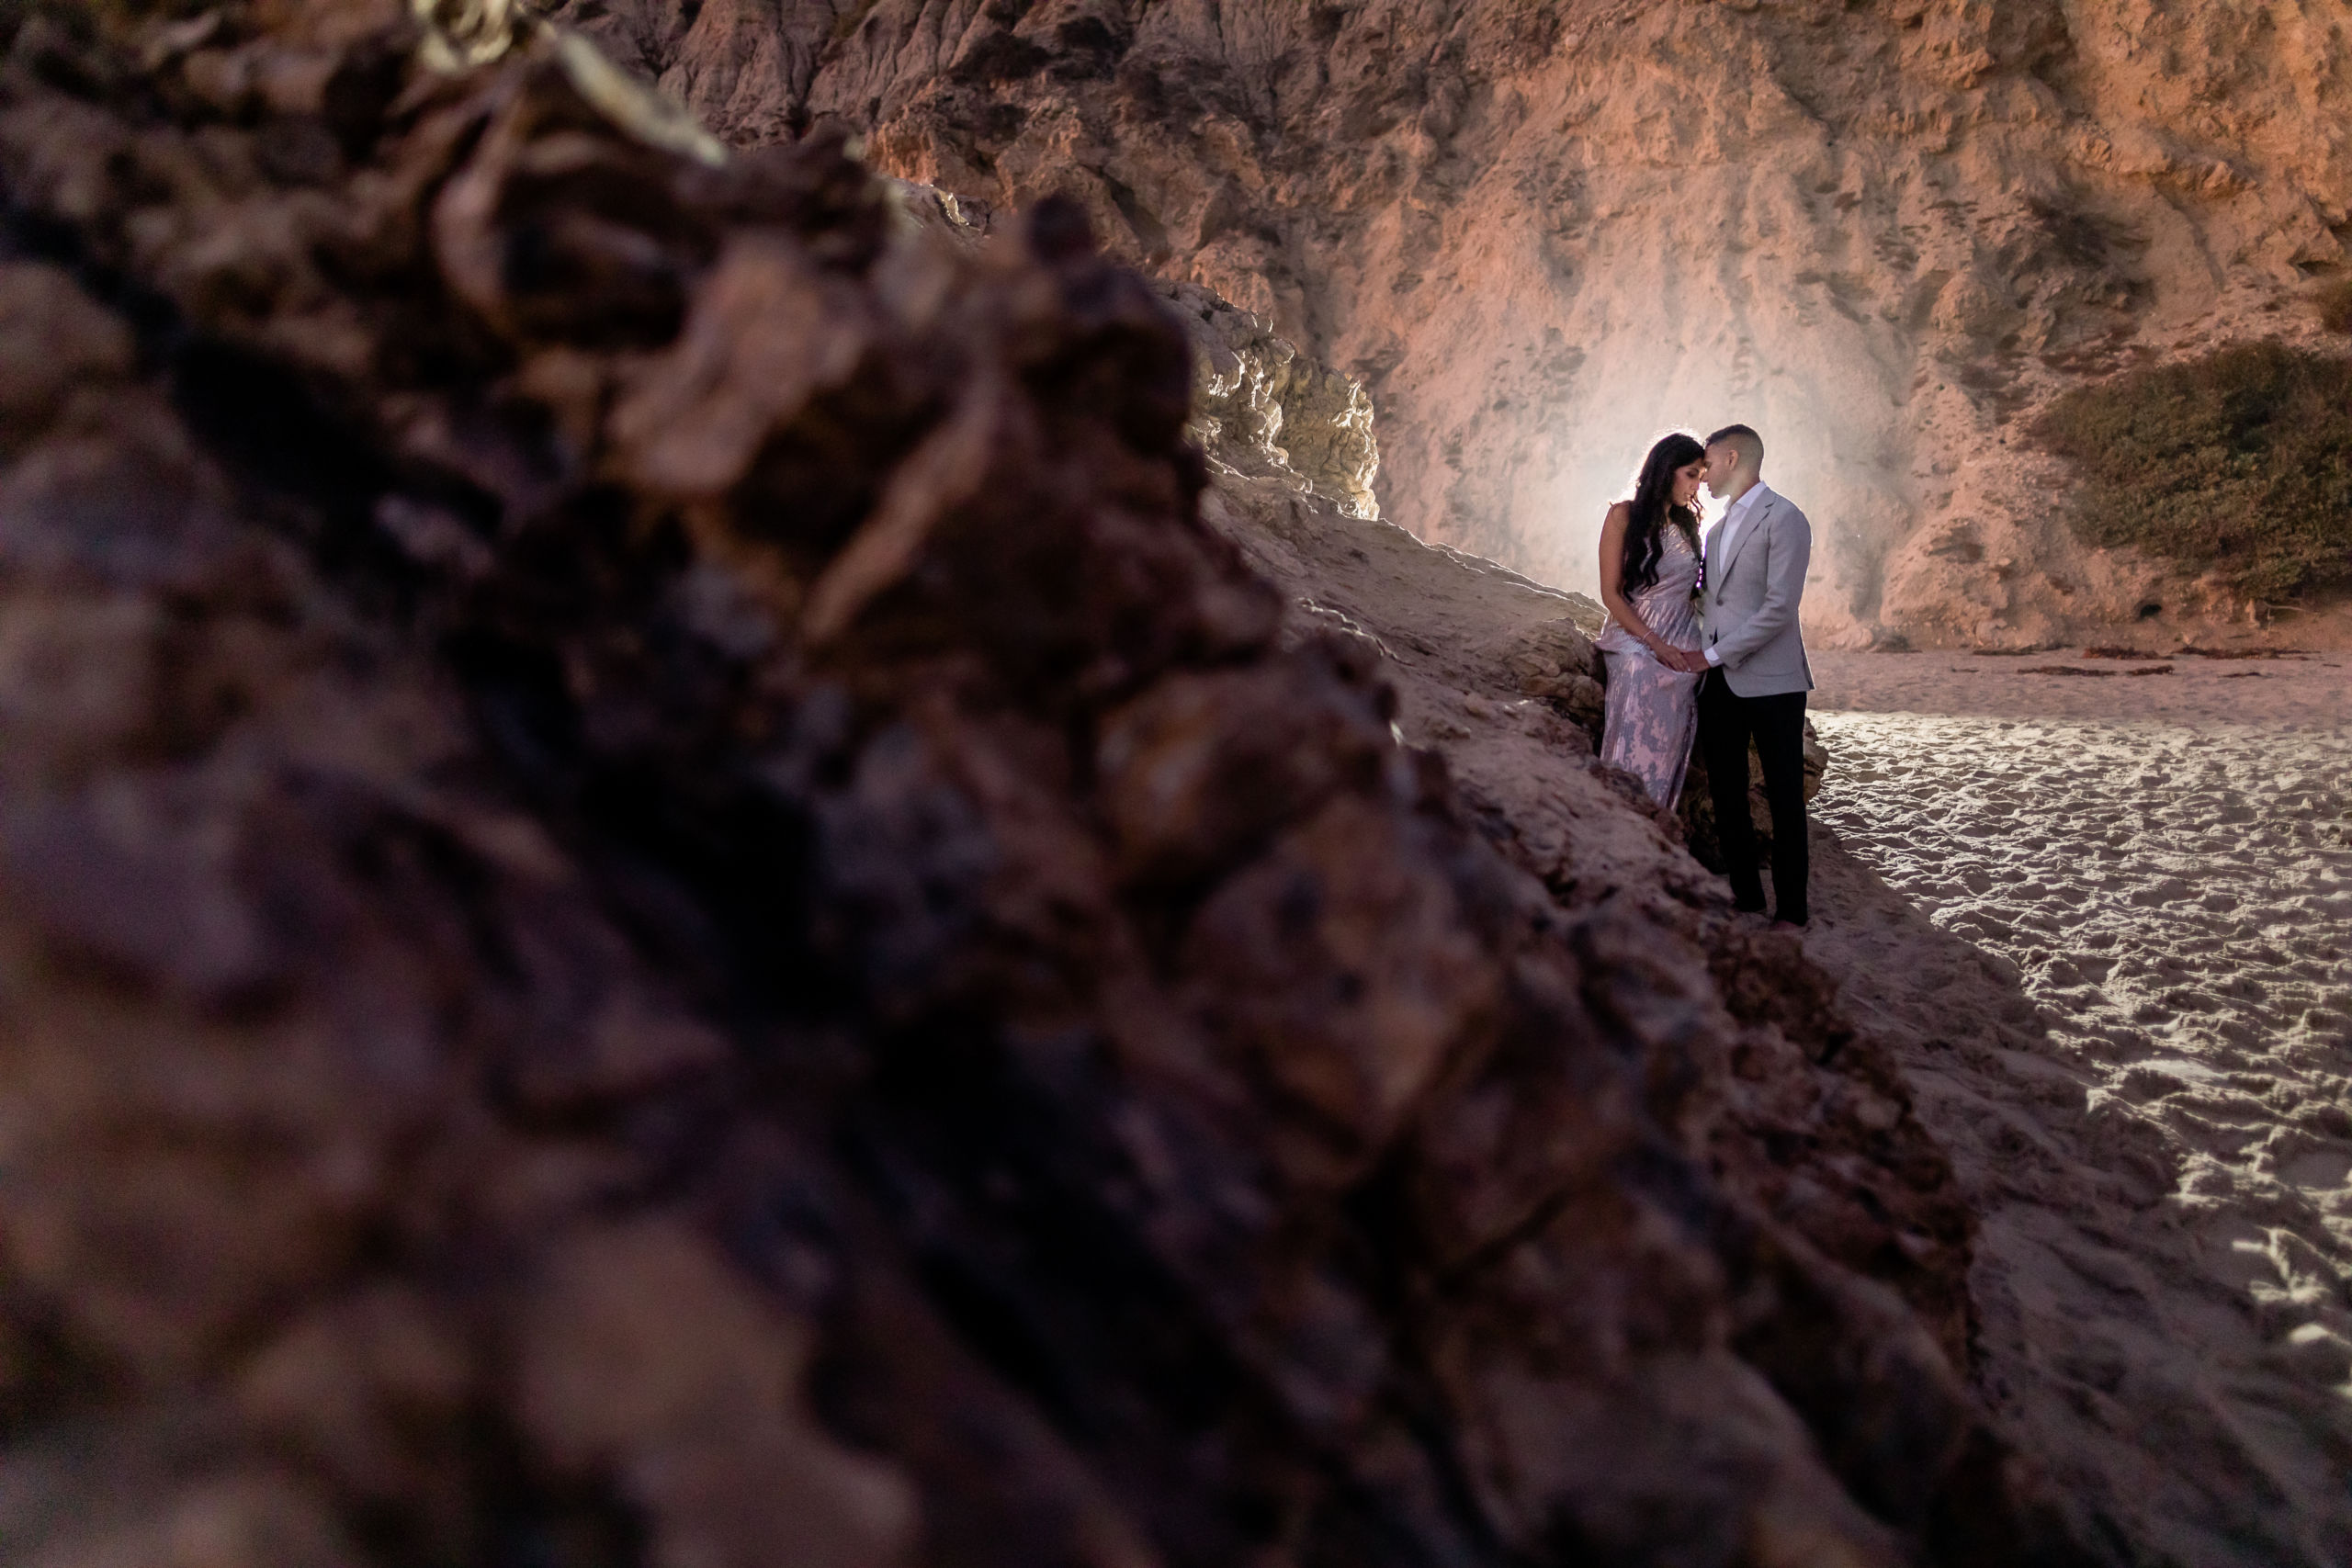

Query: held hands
<box><xmin>1656</xmin><ymin>645</ymin><xmax>1708</xmax><ymax>674</ymax></box>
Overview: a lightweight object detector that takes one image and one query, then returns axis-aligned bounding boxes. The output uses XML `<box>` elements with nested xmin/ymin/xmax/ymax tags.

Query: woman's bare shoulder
<box><xmin>1601</xmin><ymin>500</ymin><xmax>1631</xmax><ymax>526</ymax></box>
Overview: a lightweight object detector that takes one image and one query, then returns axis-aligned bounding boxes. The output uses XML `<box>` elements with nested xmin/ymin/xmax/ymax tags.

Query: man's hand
<box><xmin>1665</xmin><ymin>647</ymin><xmax>1708</xmax><ymax>674</ymax></box>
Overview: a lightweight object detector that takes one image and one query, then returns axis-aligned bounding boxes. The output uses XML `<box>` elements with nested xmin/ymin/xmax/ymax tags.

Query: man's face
<box><xmin>1703</xmin><ymin>442</ymin><xmax>1738</xmax><ymax>498</ymax></box>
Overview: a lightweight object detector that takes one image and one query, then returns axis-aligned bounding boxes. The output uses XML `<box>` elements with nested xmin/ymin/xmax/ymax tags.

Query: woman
<box><xmin>1594</xmin><ymin>431</ymin><xmax>1708</xmax><ymax>808</ymax></box>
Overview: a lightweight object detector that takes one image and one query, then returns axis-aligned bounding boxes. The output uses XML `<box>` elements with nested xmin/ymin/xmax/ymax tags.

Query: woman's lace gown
<box><xmin>1593</xmin><ymin>524</ymin><xmax>1702</xmax><ymax>808</ymax></box>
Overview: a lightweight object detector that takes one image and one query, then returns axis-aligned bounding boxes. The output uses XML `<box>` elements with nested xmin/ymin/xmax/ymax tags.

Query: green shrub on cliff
<box><xmin>2031</xmin><ymin>341</ymin><xmax>2352</xmax><ymax>604</ymax></box>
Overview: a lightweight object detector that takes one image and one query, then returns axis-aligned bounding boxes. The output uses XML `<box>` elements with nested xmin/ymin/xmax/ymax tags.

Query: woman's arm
<box><xmin>1598</xmin><ymin>504</ymin><xmax>1675</xmax><ymax>657</ymax></box>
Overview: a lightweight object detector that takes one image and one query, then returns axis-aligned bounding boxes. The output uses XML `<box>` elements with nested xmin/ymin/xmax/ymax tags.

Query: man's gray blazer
<box><xmin>1700</xmin><ymin>484</ymin><xmax>1815</xmax><ymax>698</ymax></box>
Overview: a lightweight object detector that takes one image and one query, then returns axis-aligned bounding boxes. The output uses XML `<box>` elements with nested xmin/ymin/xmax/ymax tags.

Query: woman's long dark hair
<box><xmin>1620</xmin><ymin>431</ymin><xmax>1706</xmax><ymax>593</ymax></box>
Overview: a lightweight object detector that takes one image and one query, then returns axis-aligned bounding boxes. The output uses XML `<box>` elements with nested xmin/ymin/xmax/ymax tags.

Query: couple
<box><xmin>1594</xmin><ymin>424</ymin><xmax>1814</xmax><ymax>927</ymax></box>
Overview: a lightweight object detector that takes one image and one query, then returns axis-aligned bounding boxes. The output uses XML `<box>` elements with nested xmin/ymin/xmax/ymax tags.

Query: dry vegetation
<box><xmin>2318</xmin><ymin>276</ymin><xmax>2352</xmax><ymax>336</ymax></box>
<box><xmin>2031</xmin><ymin>341</ymin><xmax>2352</xmax><ymax>604</ymax></box>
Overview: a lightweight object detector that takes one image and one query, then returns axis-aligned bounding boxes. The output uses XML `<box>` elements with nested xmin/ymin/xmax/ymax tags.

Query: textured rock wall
<box><xmin>0</xmin><ymin>5</ymin><xmax>2086</xmax><ymax>1563</ymax></box>
<box><xmin>560</xmin><ymin>0</ymin><xmax>2352</xmax><ymax>647</ymax></box>
<box><xmin>1159</xmin><ymin>277</ymin><xmax>1383</xmax><ymax>520</ymax></box>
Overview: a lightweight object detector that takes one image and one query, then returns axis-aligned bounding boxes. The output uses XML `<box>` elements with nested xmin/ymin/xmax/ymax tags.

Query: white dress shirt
<box><xmin>1704</xmin><ymin>480</ymin><xmax>1770</xmax><ymax>667</ymax></box>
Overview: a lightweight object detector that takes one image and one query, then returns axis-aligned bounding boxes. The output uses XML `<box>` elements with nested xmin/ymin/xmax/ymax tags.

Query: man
<box><xmin>1664</xmin><ymin>424</ymin><xmax>1814</xmax><ymax>927</ymax></box>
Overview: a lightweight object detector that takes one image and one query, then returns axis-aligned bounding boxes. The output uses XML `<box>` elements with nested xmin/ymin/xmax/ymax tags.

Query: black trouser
<box><xmin>1697</xmin><ymin>669</ymin><xmax>1808</xmax><ymax>923</ymax></box>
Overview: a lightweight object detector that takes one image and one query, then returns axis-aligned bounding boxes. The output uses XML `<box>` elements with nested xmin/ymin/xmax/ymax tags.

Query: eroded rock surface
<box><xmin>1162</xmin><ymin>277</ymin><xmax>1381</xmax><ymax>521</ymax></box>
<box><xmin>559</xmin><ymin>0</ymin><xmax>2352</xmax><ymax>648</ymax></box>
<box><xmin>0</xmin><ymin>6</ymin><xmax>2076</xmax><ymax>1566</ymax></box>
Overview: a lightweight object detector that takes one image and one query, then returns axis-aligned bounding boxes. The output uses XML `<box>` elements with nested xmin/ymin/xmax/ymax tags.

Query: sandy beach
<box><xmin>1802</xmin><ymin>649</ymin><xmax>2352</xmax><ymax>1562</ymax></box>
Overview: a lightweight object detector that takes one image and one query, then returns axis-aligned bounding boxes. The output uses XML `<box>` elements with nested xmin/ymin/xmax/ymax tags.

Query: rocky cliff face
<box><xmin>0</xmin><ymin>5</ymin><xmax>2085</xmax><ymax>1564</ymax></box>
<box><xmin>560</xmin><ymin>0</ymin><xmax>2352</xmax><ymax>648</ymax></box>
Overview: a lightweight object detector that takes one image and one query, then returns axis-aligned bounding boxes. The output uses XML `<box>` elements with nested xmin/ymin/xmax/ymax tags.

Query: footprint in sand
<box><xmin>1800</xmin><ymin>652</ymin><xmax>2352</xmax><ymax>1564</ymax></box>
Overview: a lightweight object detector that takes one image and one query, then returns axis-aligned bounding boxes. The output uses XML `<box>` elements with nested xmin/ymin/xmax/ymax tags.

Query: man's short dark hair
<box><xmin>1705</xmin><ymin>423</ymin><xmax>1764</xmax><ymax>466</ymax></box>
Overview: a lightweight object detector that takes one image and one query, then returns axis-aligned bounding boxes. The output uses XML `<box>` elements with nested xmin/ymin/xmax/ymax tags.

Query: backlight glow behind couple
<box><xmin>1594</xmin><ymin>425</ymin><xmax>1814</xmax><ymax>928</ymax></box>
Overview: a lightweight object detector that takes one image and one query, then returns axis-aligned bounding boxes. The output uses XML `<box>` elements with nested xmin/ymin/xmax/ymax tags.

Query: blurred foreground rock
<box><xmin>0</xmin><ymin>7</ymin><xmax>2084</xmax><ymax>1567</ymax></box>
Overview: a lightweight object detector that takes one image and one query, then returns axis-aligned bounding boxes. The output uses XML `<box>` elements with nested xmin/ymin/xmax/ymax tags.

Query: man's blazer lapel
<box><xmin>1718</xmin><ymin>492</ymin><xmax>1774</xmax><ymax>592</ymax></box>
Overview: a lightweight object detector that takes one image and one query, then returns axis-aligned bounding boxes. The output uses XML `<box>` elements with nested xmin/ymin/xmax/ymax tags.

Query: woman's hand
<box><xmin>1662</xmin><ymin>646</ymin><xmax>1708</xmax><ymax>674</ymax></box>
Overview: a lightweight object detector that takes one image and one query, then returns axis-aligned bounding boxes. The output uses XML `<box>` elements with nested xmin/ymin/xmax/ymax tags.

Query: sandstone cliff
<box><xmin>560</xmin><ymin>0</ymin><xmax>2352</xmax><ymax>649</ymax></box>
<box><xmin>0</xmin><ymin>5</ymin><xmax>2080</xmax><ymax>1565</ymax></box>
